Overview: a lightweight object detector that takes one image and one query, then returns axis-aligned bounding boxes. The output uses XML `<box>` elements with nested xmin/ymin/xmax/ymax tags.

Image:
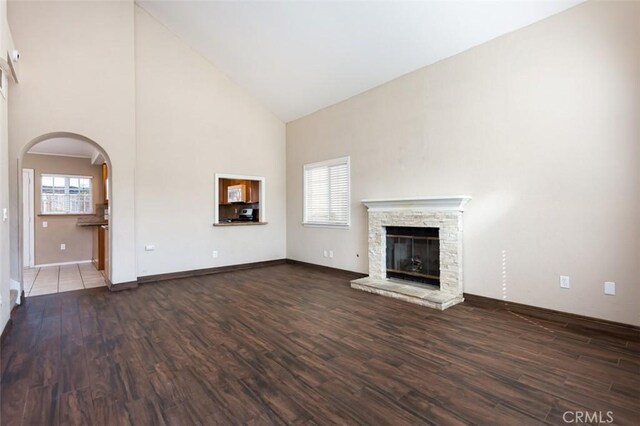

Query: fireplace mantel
<box><xmin>362</xmin><ymin>196</ymin><xmax>472</xmax><ymax>212</ymax></box>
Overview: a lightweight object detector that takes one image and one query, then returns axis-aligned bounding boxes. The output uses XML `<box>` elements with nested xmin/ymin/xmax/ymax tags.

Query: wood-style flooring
<box><xmin>1</xmin><ymin>263</ymin><xmax>638</xmax><ymax>425</ymax></box>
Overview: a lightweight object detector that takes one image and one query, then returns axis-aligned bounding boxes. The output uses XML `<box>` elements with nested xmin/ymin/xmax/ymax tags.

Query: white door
<box><xmin>22</xmin><ymin>169</ymin><xmax>34</xmax><ymax>268</ymax></box>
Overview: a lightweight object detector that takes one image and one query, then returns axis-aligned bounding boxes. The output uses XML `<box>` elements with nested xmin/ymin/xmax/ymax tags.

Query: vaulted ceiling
<box><xmin>138</xmin><ymin>0</ymin><xmax>583</xmax><ymax>123</ymax></box>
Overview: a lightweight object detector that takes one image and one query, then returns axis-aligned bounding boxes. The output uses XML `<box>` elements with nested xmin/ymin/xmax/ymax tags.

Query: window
<box><xmin>303</xmin><ymin>156</ymin><xmax>350</xmax><ymax>227</ymax></box>
<box><xmin>40</xmin><ymin>174</ymin><xmax>93</xmax><ymax>214</ymax></box>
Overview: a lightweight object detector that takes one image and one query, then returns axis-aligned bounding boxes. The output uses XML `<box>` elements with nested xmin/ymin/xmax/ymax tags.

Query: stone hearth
<box><xmin>351</xmin><ymin>196</ymin><xmax>471</xmax><ymax>310</ymax></box>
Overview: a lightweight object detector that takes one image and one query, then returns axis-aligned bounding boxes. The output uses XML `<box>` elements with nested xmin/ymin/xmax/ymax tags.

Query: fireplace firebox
<box><xmin>386</xmin><ymin>226</ymin><xmax>440</xmax><ymax>286</ymax></box>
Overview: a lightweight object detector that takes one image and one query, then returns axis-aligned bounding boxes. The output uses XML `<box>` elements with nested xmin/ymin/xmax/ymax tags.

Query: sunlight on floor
<box><xmin>23</xmin><ymin>262</ymin><xmax>107</xmax><ymax>297</ymax></box>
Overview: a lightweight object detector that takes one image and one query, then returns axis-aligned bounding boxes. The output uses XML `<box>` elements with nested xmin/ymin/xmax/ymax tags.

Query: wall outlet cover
<box><xmin>60</xmin><ymin>243</ymin><xmax>66</xmax><ymax>250</ymax></box>
<box><xmin>43</xmin><ymin>221</ymin><xmax>48</xmax><ymax>228</ymax></box>
<box><xmin>329</xmin><ymin>250</ymin><xmax>334</xmax><ymax>259</ymax></box>
<box><xmin>212</xmin><ymin>251</ymin><xmax>219</xmax><ymax>258</ymax></box>
<box><xmin>560</xmin><ymin>275</ymin><xmax>570</xmax><ymax>289</ymax></box>
<box><xmin>145</xmin><ymin>245</ymin><xmax>155</xmax><ymax>251</ymax></box>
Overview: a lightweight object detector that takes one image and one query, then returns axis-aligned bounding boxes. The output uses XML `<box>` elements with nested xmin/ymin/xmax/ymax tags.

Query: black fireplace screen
<box><xmin>386</xmin><ymin>226</ymin><xmax>440</xmax><ymax>286</ymax></box>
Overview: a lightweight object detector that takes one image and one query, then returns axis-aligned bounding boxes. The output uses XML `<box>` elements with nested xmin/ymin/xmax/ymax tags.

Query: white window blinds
<box><xmin>41</xmin><ymin>174</ymin><xmax>93</xmax><ymax>214</ymax></box>
<box><xmin>303</xmin><ymin>157</ymin><xmax>350</xmax><ymax>227</ymax></box>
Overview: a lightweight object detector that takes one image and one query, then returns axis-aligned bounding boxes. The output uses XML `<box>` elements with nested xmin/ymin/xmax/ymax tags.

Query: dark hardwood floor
<box><xmin>1</xmin><ymin>264</ymin><xmax>638</xmax><ymax>425</ymax></box>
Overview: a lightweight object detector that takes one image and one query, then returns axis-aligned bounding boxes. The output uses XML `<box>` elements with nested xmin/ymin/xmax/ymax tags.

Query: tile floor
<box><xmin>23</xmin><ymin>262</ymin><xmax>107</xmax><ymax>297</ymax></box>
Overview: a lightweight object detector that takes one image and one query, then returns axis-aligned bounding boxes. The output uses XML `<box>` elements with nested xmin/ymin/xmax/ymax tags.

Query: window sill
<box><xmin>302</xmin><ymin>222</ymin><xmax>350</xmax><ymax>230</ymax></box>
<box><xmin>213</xmin><ymin>222</ymin><xmax>268</xmax><ymax>227</ymax></box>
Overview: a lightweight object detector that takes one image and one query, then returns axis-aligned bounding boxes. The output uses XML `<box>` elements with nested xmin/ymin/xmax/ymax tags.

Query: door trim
<box><xmin>22</xmin><ymin>169</ymin><xmax>35</xmax><ymax>268</ymax></box>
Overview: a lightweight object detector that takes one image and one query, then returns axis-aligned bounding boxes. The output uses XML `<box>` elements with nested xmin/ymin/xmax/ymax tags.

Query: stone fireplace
<box><xmin>351</xmin><ymin>196</ymin><xmax>471</xmax><ymax>310</ymax></box>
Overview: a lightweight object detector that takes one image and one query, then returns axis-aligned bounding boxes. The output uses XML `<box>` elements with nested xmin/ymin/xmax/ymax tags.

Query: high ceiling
<box><xmin>138</xmin><ymin>0</ymin><xmax>583</xmax><ymax>123</ymax></box>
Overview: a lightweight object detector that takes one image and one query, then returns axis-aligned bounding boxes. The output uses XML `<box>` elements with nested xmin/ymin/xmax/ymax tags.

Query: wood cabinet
<box><xmin>92</xmin><ymin>226</ymin><xmax>105</xmax><ymax>271</ymax></box>
<box><xmin>103</xmin><ymin>225</ymin><xmax>109</xmax><ymax>280</ymax></box>
<box><xmin>92</xmin><ymin>163</ymin><xmax>109</xmax><ymax>274</ymax></box>
<box><xmin>218</xmin><ymin>178</ymin><xmax>261</xmax><ymax>204</ymax></box>
<box><xmin>101</xmin><ymin>163</ymin><xmax>108</xmax><ymax>204</ymax></box>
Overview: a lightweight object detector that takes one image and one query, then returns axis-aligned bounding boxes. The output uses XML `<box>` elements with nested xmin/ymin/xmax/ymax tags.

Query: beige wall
<box><xmin>8</xmin><ymin>0</ymin><xmax>137</xmax><ymax>284</ymax></box>
<box><xmin>0</xmin><ymin>0</ymin><xmax>13</xmax><ymax>331</ymax></box>
<box><xmin>22</xmin><ymin>153</ymin><xmax>102</xmax><ymax>265</ymax></box>
<box><xmin>134</xmin><ymin>6</ymin><xmax>286</xmax><ymax>276</ymax></box>
<box><xmin>7</xmin><ymin>1</ymin><xmax>286</xmax><ymax>294</ymax></box>
<box><xmin>286</xmin><ymin>1</ymin><xmax>640</xmax><ymax>325</ymax></box>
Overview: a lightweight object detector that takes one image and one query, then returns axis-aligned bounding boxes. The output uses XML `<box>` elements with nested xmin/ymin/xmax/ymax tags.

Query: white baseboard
<box><xmin>33</xmin><ymin>260</ymin><xmax>92</xmax><ymax>268</ymax></box>
<box><xmin>9</xmin><ymin>278</ymin><xmax>21</xmax><ymax>305</ymax></box>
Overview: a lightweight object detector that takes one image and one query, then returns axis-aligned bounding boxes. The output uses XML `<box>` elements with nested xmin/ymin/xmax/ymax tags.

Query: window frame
<box><xmin>302</xmin><ymin>156</ymin><xmax>351</xmax><ymax>229</ymax></box>
<box><xmin>40</xmin><ymin>173</ymin><xmax>94</xmax><ymax>215</ymax></box>
<box><xmin>0</xmin><ymin>68</ymin><xmax>6</xmax><ymax>100</ymax></box>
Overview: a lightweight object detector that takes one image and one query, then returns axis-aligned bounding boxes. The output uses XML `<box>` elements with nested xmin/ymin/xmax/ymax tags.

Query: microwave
<box><xmin>227</xmin><ymin>184</ymin><xmax>247</xmax><ymax>203</ymax></box>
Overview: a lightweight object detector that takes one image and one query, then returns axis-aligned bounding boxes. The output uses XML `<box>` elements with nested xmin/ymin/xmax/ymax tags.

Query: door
<box><xmin>22</xmin><ymin>169</ymin><xmax>34</xmax><ymax>268</ymax></box>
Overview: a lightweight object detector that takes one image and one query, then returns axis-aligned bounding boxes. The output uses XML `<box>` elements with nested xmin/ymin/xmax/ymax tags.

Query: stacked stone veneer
<box><xmin>367</xmin><ymin>210</ymin><xmax>464</xmax><ymax>297</ymax></box>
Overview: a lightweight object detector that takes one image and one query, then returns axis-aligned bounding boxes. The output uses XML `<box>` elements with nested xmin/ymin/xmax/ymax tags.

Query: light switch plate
<box><xmin>43</xmin><ymin>221</ymin><xmax>48</xmax><ymax>228</ymax></box>
<box><xmin>560</xmin><ymin>275</ymin><xmax>570</xmax><ymax>289</ymax></box>
<box><xmin>145</xmin><ymin>245</ymin><xmax>155</xmax><ymax>251</ymax></box>
<box><xmin>604</xmin><ymin>281</ymin><xmax>615</xmax><ymax>295</ymax></box>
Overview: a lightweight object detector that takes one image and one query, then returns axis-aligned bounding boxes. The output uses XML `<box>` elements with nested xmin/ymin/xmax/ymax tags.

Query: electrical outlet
<box><xmin>560</xmin><ymin>275</ymin><xmax>570</xmax><ymax>289</ymax></box>
<box><xmin>323</xmin><ymin>250</ymin><xmax>328</xmax><ymax>258</ymax></box>
<box><xmin>212</xmin><ymin>250</ymin><xmax>219</xmax><ymax>259</ymax></box>
<box><xmin>60</xmin><ymin>243</ymin><xmax>66</xmax><ymax>251</ymax></box>
<box><xmin>329</xmin><ymin>250</ymin><xmax>334</xmax><ymax>259</ymax></box>
<box><xmin>604</xmin><ymin>281</ymin><xmax>615</xmax><ymax>295</ymax></box>
<box><xmin>43</xmin><ymin>221</ymin><xmax>48</xmax><ymax>228</ymax></box>
<box><xmin>145</xmin><ymin>245</ymin><xmax>155</xmax><ymax>251</ymax></box>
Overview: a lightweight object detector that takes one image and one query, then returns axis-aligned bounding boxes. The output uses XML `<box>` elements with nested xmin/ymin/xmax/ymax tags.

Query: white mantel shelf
<box><xmin>361</xmin><ymin>196</ymin><xmax>472</xmax><ymax>212</ymax></box>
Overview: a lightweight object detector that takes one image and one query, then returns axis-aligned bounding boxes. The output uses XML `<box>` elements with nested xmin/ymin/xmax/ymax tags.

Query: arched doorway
<box><xmin>17</xmin><ymin>132</ymin><xmax>113</xmax><ymax>297</ymax></box>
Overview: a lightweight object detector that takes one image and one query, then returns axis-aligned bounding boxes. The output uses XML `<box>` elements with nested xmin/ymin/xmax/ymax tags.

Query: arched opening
<box><xmin>17</xmin><ymin>132</ymin><xmax>113</xmax><ymax>297</ymax></box>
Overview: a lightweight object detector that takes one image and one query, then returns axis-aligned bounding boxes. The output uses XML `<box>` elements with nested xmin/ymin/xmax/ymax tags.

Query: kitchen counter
<box><xmin>76</xmin><ymin>216</ymin><xmax>108</xmax><ymax>227</ymax></box>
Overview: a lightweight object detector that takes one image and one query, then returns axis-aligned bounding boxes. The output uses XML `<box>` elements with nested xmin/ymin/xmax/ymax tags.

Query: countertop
<box><xmin>76</xmin><ymin>216</ymin><xmax>109</xmax><ymax>227</ymax></box>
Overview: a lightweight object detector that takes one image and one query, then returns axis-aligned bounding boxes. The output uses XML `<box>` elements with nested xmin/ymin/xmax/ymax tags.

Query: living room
<box><xmin>0</xmin><ymin>1</ymin><xmax>637</xmax><ymax>424</ymax></box>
